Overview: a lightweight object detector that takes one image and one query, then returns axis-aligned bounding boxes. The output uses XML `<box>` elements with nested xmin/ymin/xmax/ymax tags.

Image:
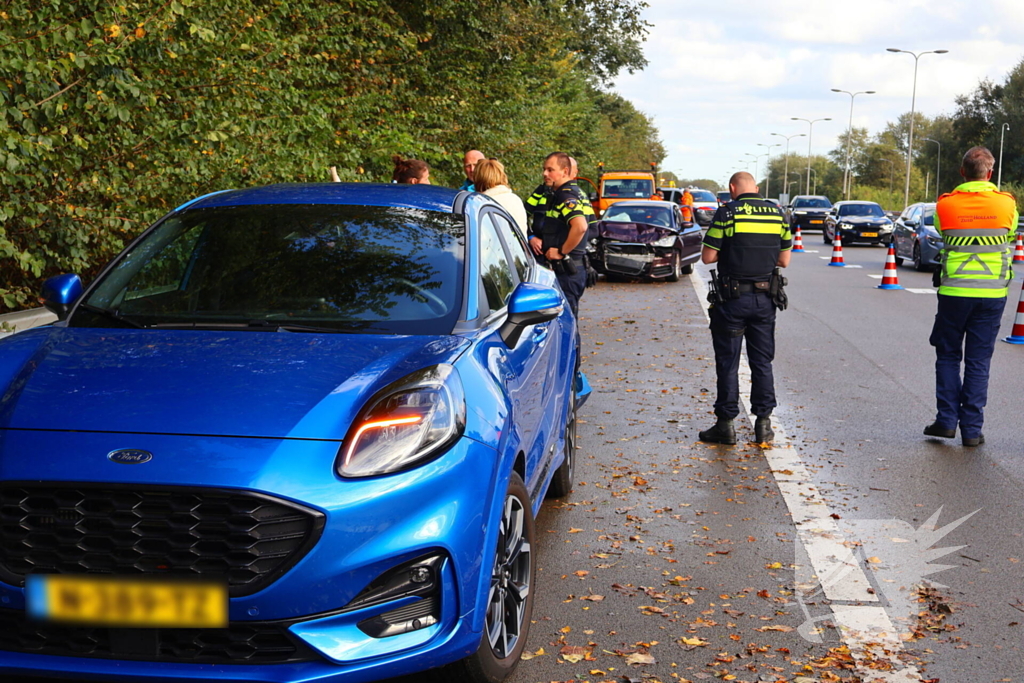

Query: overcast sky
<box><xmin>612</xmin><ymin>0</ymin><xmax>1024</xmax><ymax>193</ymax></box>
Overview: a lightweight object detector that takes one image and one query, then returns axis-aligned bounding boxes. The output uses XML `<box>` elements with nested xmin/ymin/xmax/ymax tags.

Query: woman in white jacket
<box><xmin>473</xmin><ymin>158</ymin><xmax>528</xmax><ymax>239</ymax></box>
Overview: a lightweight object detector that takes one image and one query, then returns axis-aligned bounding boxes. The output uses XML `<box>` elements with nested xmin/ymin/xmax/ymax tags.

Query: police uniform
<box><xmin>701</xmin><ymin>193</ymin><xmax>791</xmax><ymax>441</ymax></box>
<box><xmin>542</xmin><ymin>181</ymin><xmax>596</xmax><ymax>317</ymax></box>
<box><xmin>927</xmin><ymin>180</ymin><xmax>1018</xmax><ymax>446</ymax></box>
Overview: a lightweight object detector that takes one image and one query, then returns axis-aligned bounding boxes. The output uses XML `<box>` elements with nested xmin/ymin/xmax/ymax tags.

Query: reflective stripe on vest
<box><xmin>936</xmin><ymin>189</ymin><xmax>1016</xmax><ymax>298</ymax></box>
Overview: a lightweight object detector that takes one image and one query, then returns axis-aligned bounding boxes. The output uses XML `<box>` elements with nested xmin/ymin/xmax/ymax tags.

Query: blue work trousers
<box><xmin>929</xmin><ymin>294</ymin><xmax>1006</xmax><ymax>439</ymax></box>
<box><xmin>710</xmin><ymin>291</ymin><xmax>777</xmax><ymax>420</ymax></box>
<box><xmin>555</xmin><ymin>262</ymin><xmax>587</xmax><ymax>319</ymax></box>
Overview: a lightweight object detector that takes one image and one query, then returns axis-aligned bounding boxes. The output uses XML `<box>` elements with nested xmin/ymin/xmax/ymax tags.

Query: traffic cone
<box><xmin>877</xmin><ymin>244</ymin><xmax>904</xmax><ymax>289</ymax></box>
<box><xmin>1013</xmin><ymin>233</ymin><xmax>1024</xmax><ymax>263</ymax></box>
<box><xmin>792</xmin><ymin>226</ymin><xmax>805</xmax><ymax>253</ymax></box>
<box><xmin>1003</xmin><ymin>279</ymin><xmax>1024</xmax><ymax>344</ymax></box>
<box><xmin>828</xmin><ymin>230</ymin><xmax>846</xmax><ymax>266</ymax></box>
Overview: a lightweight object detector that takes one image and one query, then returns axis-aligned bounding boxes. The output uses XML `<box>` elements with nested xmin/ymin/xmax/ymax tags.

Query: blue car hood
<box><xmin>0</xmin><ymin>327</ymin><xmax>469</xmax><ymax>440</ymax></box>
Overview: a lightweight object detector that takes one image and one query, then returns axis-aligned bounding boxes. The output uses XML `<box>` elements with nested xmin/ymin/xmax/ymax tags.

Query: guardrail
<box><xmin>0</xmin><ymin>307</ymin><xmax>58</xmax><ymax>340</ymax></box>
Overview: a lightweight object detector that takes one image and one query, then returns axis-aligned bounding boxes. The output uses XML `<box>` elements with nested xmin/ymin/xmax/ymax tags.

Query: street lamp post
<box><xmin>757</xmin><ymin>142</ymin><xmax>781</xmax><ymax>196</ymax></box>
<box><xmin>771</xmin><ymin>132</ymin><xmax>805</xmax><ymax>201</ymax></box>
<box><xmin>792</xmin><ymin>117</ymin><xmax>832</xmax><ymax>195</ymax></box>
<box><xmin>831</xmin><ymin>88</ymin><xmax>876</xmax><ymax>200</ymax></box>
<box><xmin>809</xmin><ymin>167</ymin><xmax>818</xmax><ymax>195</ymax></box>
<box><xmin>922</xmin><ymin>137</ymin><xmax>941</xmax><ymax>199</ymax></box>
<box><xmin>886</xmin><ymin>47</ymin><xmax>949</xmax><ymax>209</ymax></box>
<box><xmin>744</xmin><ymin>152</ymin><xmax>769</xmax><ymax>185</ymax></box>
<box><xmin>999</xmin><ymin>123</ymin><xmax>1010</xmax><ymax>189</ymax></box>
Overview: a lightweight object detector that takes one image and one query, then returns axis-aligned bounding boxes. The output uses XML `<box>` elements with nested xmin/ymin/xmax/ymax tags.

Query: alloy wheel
<box><xmin>484</xmin><ymin>492</ymin><xmax>532</xmax><ymax>658</ymax></box>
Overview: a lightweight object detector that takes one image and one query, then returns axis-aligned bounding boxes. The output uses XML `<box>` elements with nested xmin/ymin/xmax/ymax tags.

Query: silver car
<box><xmin>891</xmin><ymin>202</ymin><xmax>941</xmax><ymax>271</ymax></box>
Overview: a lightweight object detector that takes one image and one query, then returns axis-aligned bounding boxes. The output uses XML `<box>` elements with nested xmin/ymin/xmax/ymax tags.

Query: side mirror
<box><xmin>41</xmin><ymin>274</ymin><xmax>83</xmax><ymax>321</ymax></box>
<box><xmin>499</xmin><ymin>282</ymin><xmax>564</xmax><ymax>348</ymax></box>
<box><xmin>904</xmin><ymin>218</ymin><xmax>918</xmax><ymax>227</ymax></box>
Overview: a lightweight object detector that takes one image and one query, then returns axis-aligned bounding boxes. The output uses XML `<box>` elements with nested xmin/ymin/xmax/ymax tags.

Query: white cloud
<box><xmin>613</xmin><ymin>0</ymin><xmax>1024</xmax><ymax>191</ymax></box>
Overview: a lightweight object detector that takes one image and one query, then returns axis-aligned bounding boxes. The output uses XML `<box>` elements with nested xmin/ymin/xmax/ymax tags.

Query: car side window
<box><xmin>488</xmin><ymin>212</ymin><xmax>530</xmax><ymax>283</ymax></box>
<box><xmin>479</xmin><ymin>218</ymin><xmax>516</xmax><ymax>314</ymax></box>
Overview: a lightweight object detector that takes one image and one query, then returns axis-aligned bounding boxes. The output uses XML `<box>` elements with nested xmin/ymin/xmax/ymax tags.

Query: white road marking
<box><xmin>906</xmin><ymin>288</ymin><xmax>937</xmax><ymax>294</ymax></box>
<box><xmin>867</xmin><ymin>274</ymin><xmax>883</xmax><ymax>279</ymax></box>
<box><xmin>689</xmin><ymin>265</ymin><xmax>922</xmax><ymax>682</ymax></box>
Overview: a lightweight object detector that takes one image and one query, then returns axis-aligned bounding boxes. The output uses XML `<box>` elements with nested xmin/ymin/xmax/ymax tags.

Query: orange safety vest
<box><xmin>935</xmin><ymin>181</ymin><xmax>1018</xmax><ymax>298</ymax></box>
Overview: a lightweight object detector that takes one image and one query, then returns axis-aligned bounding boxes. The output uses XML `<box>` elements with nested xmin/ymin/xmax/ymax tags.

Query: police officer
<box><xmin>699</xmin><ymin>172</ymin><xmax>791</xmax><ymax>445</ymax></box>
<box><xmin>925</xmin><ymin>146</ymin><xmax>1018</xmax><ymax>447</ymax></box>
<box><xmin>527</xmin><ymin>152</ymin><xmax>593</xmax><ymax>317</ymax></box>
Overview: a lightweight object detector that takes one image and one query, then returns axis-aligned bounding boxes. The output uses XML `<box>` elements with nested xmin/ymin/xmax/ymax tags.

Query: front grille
<box><xmin>0</xmin><ymin>608</ymin><xmax>321</xmax><ymax>664</ymax></box>
<box><xmin>0</xmin><ymin>484</ymin><xmax>324</xmax><ymax>597</ymax></box>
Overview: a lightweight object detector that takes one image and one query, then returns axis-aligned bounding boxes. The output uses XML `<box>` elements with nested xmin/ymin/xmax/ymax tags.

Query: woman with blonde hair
<box><xmin>473</xmin><ymin>158</ymin><xmax>528</xmax><ymax>238</ymax></box>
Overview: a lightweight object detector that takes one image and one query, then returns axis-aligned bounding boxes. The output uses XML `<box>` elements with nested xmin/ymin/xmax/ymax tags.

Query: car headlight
<box><xmin>652</xmin><ymin>234</ymin><xmax>677</xmax><ymax>247</ymax></box>
<box><xmin>839</xmin><ymin>222</ymin><xmax>852</xmax><ymax>229</ymax></box>
<box><xmin>337</xmin><ymin>364</ymin><xmax>466</xmax><ymax>478</ymax></box>
<box><xmin>927</xmin><ymin>236</ymin><xmax>943</xmax><ymax>247</ymax></box>
<box><xmin>794</xmin><ymin>210</ymin><xmax>807</xmax><ymax>215</ymax></box>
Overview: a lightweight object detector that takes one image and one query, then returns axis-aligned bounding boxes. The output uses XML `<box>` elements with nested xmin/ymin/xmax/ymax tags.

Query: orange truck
<box><xmin>592</xmin><ymin>162</ymin><xmax>661</xmax><ymax>217</ymax></box>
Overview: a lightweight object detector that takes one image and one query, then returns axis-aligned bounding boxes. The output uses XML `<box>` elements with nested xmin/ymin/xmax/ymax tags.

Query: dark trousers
<box><xmin>710</xmin><ymin>291</ymin><xmax>777</xmax><ymax>420</ymax></box>
<box><xmin>555</xmin><ymin>261</ymin><xmax>587</xmax><ymax>318</ymax></box>
<box><xmin>930</xmin><ymin>294</ymin><xmax>1006</xmax><ymax>438</ymax></box>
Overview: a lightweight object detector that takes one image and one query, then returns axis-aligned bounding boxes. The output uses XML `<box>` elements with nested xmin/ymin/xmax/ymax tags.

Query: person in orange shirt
<box><xmin>681</xmin><ymin>187</ymin><xmax>694</xmax><ymax>223</ymax></box>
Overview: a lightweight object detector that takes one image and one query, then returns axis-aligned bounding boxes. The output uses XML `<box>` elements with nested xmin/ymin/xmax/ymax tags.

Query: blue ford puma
<box><xmin>0</xmin><ymin>183</ymin><xmax>588</xmax><ymax>683</ymax></box>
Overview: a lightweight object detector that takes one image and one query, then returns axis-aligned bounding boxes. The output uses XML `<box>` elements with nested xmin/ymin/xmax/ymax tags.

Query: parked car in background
<box><xmin>0</xmin><ymin>183</ymin><xmax>589</xmax><ymax>683</ymax></box>
<box><xmin>689</xmin><ymin>188</ymin><xmax>719</xmax><ymax>227</ymax></box>
<box><xmin>824</xmin><ymin>200</ymin><xmax>894</xmax><ymax>245</ymax></box>
<box><xmin>788</xmin><ymin>195</ymin><xmax>832</xmax><ymax>233</ymax></box>
<box><xmin>588</xmin><ymin>200</ymin><xmax>701</xmax><ymax>281</ymax></box>
<box><xmin>658</xmin><ymin>187</ymin><xmax>684</xmax><ymax>206</ymax></box>
<box><xmin>717</xmin><ymin>190</ymin><xmax>732</xmax><ymax>206</ymax></box>
<box><xmin>892</xmin><ymin>202</ymin><xmax>941</xmax><ymax>270</ymax></box>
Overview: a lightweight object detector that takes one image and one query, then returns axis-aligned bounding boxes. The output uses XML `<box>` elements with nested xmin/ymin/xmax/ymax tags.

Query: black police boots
<box><xmin>755</xmin><ymin>416</ymin><xmax>774</xmax><ymax>444</ymax></box>
<box><xmin>699</xmin><ymin>419</ymin><xmax>736</xmax><ymax>445</ymax></box>
<box><xmin>923</xmin><ymin>423</ymin><xmax>956</xmax><ymax>439</ymax></box>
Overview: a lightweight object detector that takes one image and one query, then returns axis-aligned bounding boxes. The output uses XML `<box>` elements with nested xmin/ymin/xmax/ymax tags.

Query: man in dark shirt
<box><xmin>699</xmin><ymin>172</ymin><xmax>792</xmax><ymax>445</ymax></box>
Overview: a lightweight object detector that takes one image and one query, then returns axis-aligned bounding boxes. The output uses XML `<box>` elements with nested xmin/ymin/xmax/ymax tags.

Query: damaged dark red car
<box><xmin>586</xmin><ymin>200</ymin><xmax>702</xmax><ymax>282</ymax></box>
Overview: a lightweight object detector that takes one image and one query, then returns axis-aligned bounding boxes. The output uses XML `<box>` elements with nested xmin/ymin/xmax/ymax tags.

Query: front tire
<box><xmin>452</xmin><ymin>473</ymin><xmax>536</xmax><ymax>683</ymax></box>
<box><xmin>823</xmin><ymin>228</ymin><xmax>832</xmax><ymax>245</ymax></box>
<box><xmin>913</xmin><ymin>242</ymin><xmax>928</xmax><ymax>271</ymax></box>
<box><xmin>666</xmin><ymin>252</ymin><xmax>682</xmax><ymax>282</ymax></box>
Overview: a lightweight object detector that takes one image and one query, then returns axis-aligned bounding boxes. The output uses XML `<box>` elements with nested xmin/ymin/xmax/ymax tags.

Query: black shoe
<box><xmin>755</xmin><ymin>416</ymin><xmax>774</xmax><ymax>444</ymax></box>
<box><xmin>923</xmin><ymin>423</ymin><xmax>956</xmax><ymax>439</ymax></box>
<box><xmin>962</xmin><ymin>434</ymin><xmax>985</xmax><ymax>447</ymax></box>
<box><xmin>699</xmin><ymin>419</ymin><xmax>736</xmax><ymax>445</ymax></box>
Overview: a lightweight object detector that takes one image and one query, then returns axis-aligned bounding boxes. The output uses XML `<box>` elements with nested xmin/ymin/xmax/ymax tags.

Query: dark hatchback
<box><xmin>587</xmin><ymin>200</ymin><xmax>701</xmax><ymax>281</ymax></box>
<box><xmin>788</xmin><ymin>195</ymin><xmax>832</xmax><ymax>233</ymax></box>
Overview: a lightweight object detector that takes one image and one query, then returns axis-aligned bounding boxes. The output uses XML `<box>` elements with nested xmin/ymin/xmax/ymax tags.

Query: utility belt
<box><xmin>709</xmin><ymin>269</ymin><xmax>788</xmax><ymax>310</ymax></box>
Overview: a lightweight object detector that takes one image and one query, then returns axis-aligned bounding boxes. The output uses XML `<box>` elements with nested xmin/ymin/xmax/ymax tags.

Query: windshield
<box><xmin>690</xmin><ymin>190</ymin><xmax>716</xmax><ymax>203</ymax></box>
<box><xmin>838</xmin><ymin>203</ymin><xmax>885</xmax><ymax>217</ymax></box>
<box><xmin>793</xmin><ymin>198</ymin><xmax>831</xmax><ymax>209</ymax></box>
<box><xmin>73</xmin><ymin>204</ymin><xmax>466</xmax><ymax>335</ymax></box>
<box><xmin>603</xmin><ymin>205</ymin><xmax>673</xmax><ymax>227</ymax></box>
<box><xmin>602</xmin><ymin>178</ymin><xmax>654</xmax><ymax>198</ymax></box>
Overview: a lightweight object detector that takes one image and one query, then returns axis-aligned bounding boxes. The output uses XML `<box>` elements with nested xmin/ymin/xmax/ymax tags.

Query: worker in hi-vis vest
<box><xmin>925</xmin><ymin>145</ymin><xmax>1019</xmax><ymax>447</ymax></box>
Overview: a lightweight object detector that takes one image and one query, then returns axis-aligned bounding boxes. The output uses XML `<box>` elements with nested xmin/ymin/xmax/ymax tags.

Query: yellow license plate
<box><xmin>861</xmin><ymin>232</ymin><xmax>878</xmax><ymax>237</ymax></box>
<box><xmin>27</xmin><ymin>575</ymin><xmax>228</xmax><ymax>628</ymax></box>
<box><xmin>810</xmin><ymin>219</ymin><xmax>823</xmax><ymax>224</ymax></box>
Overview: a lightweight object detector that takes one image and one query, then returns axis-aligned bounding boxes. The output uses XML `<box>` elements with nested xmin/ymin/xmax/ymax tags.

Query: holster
<box><xmin>769</xmin><ymin>268</ymin><xmax>788</xmax><ymax>311</ymax></box>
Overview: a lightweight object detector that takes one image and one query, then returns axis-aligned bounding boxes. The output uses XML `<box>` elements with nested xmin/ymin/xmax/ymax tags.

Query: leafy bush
<box><xmin>1</xmin><ymin>0</ymin><xmax>659</xmax><ymax>309</ymax></box>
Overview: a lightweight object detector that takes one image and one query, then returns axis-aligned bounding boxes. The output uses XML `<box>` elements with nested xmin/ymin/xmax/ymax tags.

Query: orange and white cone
<box><xmin>1013</xmin><ymin>233</ymin><xmax>1024</xmax><ymax>263</ymax></box>
<box><xmin>877</xmin><ymin>244</ymin><xmax>904</xmax><ymax>289</ymax></box>
<box><xmin>828</xmin><ymin>230</ymin><xmax>846</xmax><ymax>266</ymax></box>
<box><xmin>792</xmin><ymin>226</ymin><xmax>805</xmax><ymax>253</ymax></box>
<box><xmin>1003</xmin><ymin>279</ymin><xmax>1024</xmax><ymax>344</ymax></box>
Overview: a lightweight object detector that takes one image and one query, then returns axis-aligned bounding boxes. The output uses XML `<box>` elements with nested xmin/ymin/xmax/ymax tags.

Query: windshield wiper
<box><xmin>76</xmin><ymin>304</ymin><xmax>145</xmax><ymax>328</ymax></box>
<box><xmin>147</xmin><ymin>320</ymin><xmax>344</xmax><ymax>333</ymax></box>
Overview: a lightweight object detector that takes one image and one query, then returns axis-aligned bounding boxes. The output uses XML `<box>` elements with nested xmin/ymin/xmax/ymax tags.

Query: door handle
<box><xmin>532</xmin><ymin>323</ymin><xmax>550</xmax><ymax>343</ymax></box>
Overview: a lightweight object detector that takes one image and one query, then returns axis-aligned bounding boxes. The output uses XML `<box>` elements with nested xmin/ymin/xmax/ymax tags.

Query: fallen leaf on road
<box><xmin>559</xmin><ymin>645</ymin><xmax>588</xmax><ymax>663</ymax></box>
<box><xmin>679</xmin><ymin>636</ymin><xmax>708</xmax><ymax>646</ymax></box>
<box><xmin>755</xmin><ymin>624</ymin><xmax>795</xmax><ymax>632</ymax></box>
<box><xmin>624</xmin><ymin>652</ymin><xmax>656</xmax><ymax>665</ymax></box>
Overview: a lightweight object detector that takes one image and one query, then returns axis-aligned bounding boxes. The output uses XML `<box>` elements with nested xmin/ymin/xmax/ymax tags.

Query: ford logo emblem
<box><xmin>107</xmin><ymin>449</ymin><xmax>153</xmax><ymax>465</ymax></box>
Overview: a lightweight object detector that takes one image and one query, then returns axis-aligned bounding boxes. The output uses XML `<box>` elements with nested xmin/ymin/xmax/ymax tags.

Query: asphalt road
<box><xmin>504</xmin><ymin>239</ymin><xmax>1024</xmax><ymax>683</ymax></box>
<box><xmin>21</xmin><ymin>237</ymin><xmax>1024</xmax><ymax>683</ymax></box>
